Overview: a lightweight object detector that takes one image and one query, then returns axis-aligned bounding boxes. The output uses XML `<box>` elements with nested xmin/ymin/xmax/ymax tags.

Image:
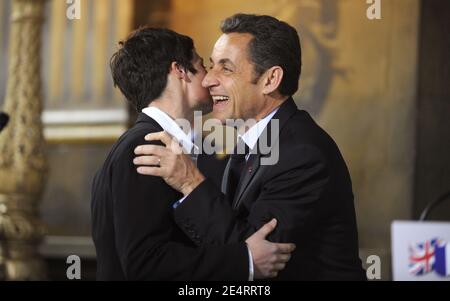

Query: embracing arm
<box><xmin>173</xmin><ymin>145</ymin><xmax>329</xmax><ymax>245</ymax></box>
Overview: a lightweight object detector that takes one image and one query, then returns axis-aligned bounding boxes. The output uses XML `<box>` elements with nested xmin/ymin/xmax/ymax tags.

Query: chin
<box><xmin>212</xmin><ymin>112</ymin><xmax>229</xmax><ymax>124</ymax></box>
<box><xmin>193</xmin><ymin>100</ymin><xmax>213</xmax><ymax>115</ymax></box>
<box><xmin>199</xmin><ymin>103</ymin><xmax>213</xmax><ymax>115</ymax></box>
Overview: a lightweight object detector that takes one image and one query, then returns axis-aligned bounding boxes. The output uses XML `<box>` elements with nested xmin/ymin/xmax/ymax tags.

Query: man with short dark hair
<box><xmin>134</xmin><ymin>14</ymin><xmax>366</xmax><ymax>280</ymax></box>
<box><xmin>91</xmin><ymin>27</ymin><xmax>295</xmax><ymax>280</ymax></box>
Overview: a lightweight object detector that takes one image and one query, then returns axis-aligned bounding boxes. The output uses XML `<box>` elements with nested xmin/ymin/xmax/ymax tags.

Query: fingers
<box><xmin>277</xmin><ymin>253</ymin><xmax>291</xmax><ymax>263</ymax></box>
<box><xmin>271</xmin><ymin>253</ymin><xmax>291</xmax><ymax>265</ymax></box>
<box><xmin>255</xmin><ymin>218</ymin><xmax>277</xmax><ymax>238</ymax></box>
<box><xmin>136</xmin><ymin>166</ymin><xmax>163</xmax><ymax>176</ymax></box>
<box><xmin>263</xmin><ymin>259</ymin><xmax>290</xmax><ymax>279</ymax></box>
<box><xmin>276</xmin><ymin>243</ymin><xmax>296</xmax><ymax>254</ymax></box>
<box><xmin>143</xmin><ymin>131</ymin><xmax>184</xmax><ymax>154</ymax></box>
<box><xmin>134</xmin><ymin>144</ymin><xmax>167</xmax><ymax>156</ymax></box>
<box><xmin>133</xmin><ymin>155</ymin><xmax>160</xmax><ymax>166</ymax></box>
<box><xmin>145</xmin><ymin>131</ymin><xmax>173</xmax><ymax>147</ymax></box>
<box><xmin>268</xmin><ymin>263</ymin><xmax>285</xmax><ymax>278</ymax></box>
<box><xmin>266</xmin><ymin>256</ymin><xmax>290</xmax><ymax>278</ymax></box>
<box><xmin>273</xmin><ymin>263</ymin><xmax>286</xmax><ymax>271</ymax></box>
<box><xmin>269</xmin><ymin>271</ymin><xmax>278</xmax><ymax>278</ymax></box>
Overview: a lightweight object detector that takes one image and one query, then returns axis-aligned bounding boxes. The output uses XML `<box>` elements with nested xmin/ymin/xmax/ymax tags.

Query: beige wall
<box><xmin>169</xmin><ymin>0</ymin><xmax>420</xmax><ymax>277</ymax></box>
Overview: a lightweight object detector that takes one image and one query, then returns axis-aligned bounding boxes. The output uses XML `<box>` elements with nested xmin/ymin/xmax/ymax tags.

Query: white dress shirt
<box><xmin>239</xmin><ymin>107</ymin><xmax>279</xmax><ymax>160</ymax></box>
<box><xmin>142</xmin><ymin>106</ymin><xmax>199</xmax><ymax>155</ymax></box>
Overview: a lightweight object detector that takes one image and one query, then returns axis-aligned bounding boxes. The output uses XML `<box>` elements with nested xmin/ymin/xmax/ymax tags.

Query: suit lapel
<box><xmin>231</xmin><ymin>98</ymin><xmax>298</xmax><ymax>210</ymax></box>
<box><xmin>232</xmin><ymin>153</ymin><xmax>261</xmax><ymax>209</ymax></box>
<box><xmin>221</xmin><ymin>158</ymin><xmax>231</xmax><ymax>194</ymax></box>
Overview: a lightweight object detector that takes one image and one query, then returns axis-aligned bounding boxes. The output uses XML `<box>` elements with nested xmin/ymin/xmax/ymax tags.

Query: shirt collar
<box><xmin>141</xmin><ymin>106</ymin><xmax>198</xmax><ymax>154</ymax></box>
<box><xmin>239</xmin><ymin>107</ymin><xmax>279</xmax><ymax>151</ymax></box>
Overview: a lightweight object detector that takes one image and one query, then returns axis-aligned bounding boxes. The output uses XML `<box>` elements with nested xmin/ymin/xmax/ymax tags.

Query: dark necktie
<box><xmin>227</xmin><ymin>138</ymin><xmax>249</xmax><ymax>204</ymax></box>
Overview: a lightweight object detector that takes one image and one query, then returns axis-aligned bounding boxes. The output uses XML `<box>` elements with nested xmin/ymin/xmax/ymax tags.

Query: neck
<box><xmin>256</xmin><ymin>95</ymin><xmax>288</xmax><ymax>120</ymax></box>
<box><xmin>149</xmin><ymin>97</ymin><xmax>194</xmax><ymax>126</ymax></box>
<box><xmin>237</xmin><ymin>96</ymin><xmax>288</xmax><ymax>133</ymax></box>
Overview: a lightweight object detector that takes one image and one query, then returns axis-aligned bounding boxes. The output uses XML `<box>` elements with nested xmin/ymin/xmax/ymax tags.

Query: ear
<box><xmin>170</xmin><ymin>61</ymin><xmax>187</xmax><ymax>80</ymax></box>
<box><xmin>261</xmin><ymin>66</ymin><xmax>284</xmax><ymax>95</ymax></box>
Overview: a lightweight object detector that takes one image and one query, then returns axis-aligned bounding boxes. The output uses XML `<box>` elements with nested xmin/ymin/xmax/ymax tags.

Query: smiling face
<box><xmin>202</xmin><ymin>33</ymin><xmax>268</xmax><ymax>123</ymax></box>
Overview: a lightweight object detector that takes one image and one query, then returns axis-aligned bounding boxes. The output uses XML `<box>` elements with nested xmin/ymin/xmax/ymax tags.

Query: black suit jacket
<box><xmin>175</xmin><ymin>98</ymin><xmax>366</xmax><ymax>280</ymax></box>
<box><xmin>91</xmin><ymin>113</ymin><xmax>249</xmax><ymax>280</ymax></box>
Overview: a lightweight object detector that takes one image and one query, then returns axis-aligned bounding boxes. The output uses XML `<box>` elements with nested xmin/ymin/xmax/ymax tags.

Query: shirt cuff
<box><xmin>247</xmin><ymin>245</ymin><xmax>254</xmax><ymax>281</ymax></box>
<box><xmin>172</xmin><ymin>194</ymin><xmax>188</xmax><ymax>209</ymax></box>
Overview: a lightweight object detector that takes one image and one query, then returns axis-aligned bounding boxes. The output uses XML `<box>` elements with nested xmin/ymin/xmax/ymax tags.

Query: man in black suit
<box><xmin>91</xmin><ymin>27</ymin><xmax>296</xmax><ymax>280</ymax></box>
<box><xmin>134</xmin><ymin>14</ymin><xmax>366</xmax><ymax>280</ymax></box>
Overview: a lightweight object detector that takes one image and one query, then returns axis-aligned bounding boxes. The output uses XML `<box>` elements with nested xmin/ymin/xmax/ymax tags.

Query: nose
<box><xmin>202</xmin><ymin>70</ymin><xmax>219</xmax><ymax>89</ymax></box>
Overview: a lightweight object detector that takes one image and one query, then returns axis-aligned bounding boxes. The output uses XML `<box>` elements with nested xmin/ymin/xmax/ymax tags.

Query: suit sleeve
<box><xmin>111</xmin><ymin>137</ymin><xmax>249</xmax><ymax>280</ymax></box>
<box><xmin>174</xmin><ymin>144</ymin><xmax>329</xmax><ymax>245</ymax></box>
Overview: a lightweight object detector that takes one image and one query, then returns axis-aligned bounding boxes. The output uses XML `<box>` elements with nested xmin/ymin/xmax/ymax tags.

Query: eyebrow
<box><xmin>209</xmin><ymin>57</ymin><xmax>235</xmax><ymax>67</ymax></box>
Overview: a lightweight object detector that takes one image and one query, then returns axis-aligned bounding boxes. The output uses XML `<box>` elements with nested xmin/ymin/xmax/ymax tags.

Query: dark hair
<box><xmin>110</xmin><ymin>27</ymin><xmax>197</xmax><ymax>111</ymax></box>
<box><xmin>221</xmin><ymin>14</ymin><xmax>301</xmax><ymax>96</ymax></box>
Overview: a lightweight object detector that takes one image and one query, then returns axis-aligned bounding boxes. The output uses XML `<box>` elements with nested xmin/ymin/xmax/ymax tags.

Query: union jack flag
<box><xmin>435</xmin><ymin>240</ymin><xmax>450</xmax><ymax>277</ymax></box>
<box><xmin>408</xmin><ymin>238</ymin><xmax>438</xmax><ymax>276</ymax></box>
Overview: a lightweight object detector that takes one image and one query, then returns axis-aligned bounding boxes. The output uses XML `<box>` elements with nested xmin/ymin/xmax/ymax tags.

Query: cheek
<box><xmin>227</xmin><ymin>79</ymin><xmax>242</xmax><ymax>102</ymax></box>
<box><xmin>229</xmin><ymin>81</ymin><xmax>250</xmax><ymax>107</ymax></box>
<box><xmin>193</xmin><ymin>76</ymin><xmax>209</xmax><ymax>96</ymax></box>
<box><xmin>200</xmin><ymin>87</ymin><xmax>210</xmax><ymax>98</ymax></box>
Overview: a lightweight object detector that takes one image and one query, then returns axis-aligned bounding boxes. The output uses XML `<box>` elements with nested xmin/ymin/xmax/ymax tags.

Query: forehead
<box><xmin>211</xmin><ymin>33</ymin><xmax>253</xmax><ymax>62</ymax></box>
